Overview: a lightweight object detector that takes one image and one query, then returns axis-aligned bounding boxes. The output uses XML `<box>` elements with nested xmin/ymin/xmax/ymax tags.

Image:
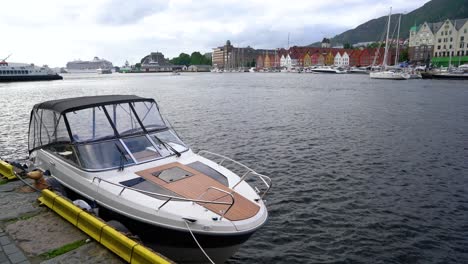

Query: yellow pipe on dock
<box><xmin>38</xmin><ymin>189</ymin><xmax>172</xmax><ymax>264</ymax></box>
<box><xmin>0</xmin><ymin>160</ymin><xmax>17</xmax><ymax>180</ymax></box>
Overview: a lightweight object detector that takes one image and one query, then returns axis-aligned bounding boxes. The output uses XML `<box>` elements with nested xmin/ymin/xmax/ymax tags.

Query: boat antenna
<box><xmin>1</xmin><ymin>54</ymin><xmax>12</xmax><ymax>62</ymax></box>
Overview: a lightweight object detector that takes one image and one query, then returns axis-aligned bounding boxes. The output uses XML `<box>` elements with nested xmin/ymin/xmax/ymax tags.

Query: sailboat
<box><xmin>370</xmin><ymin>8</ymin><xmax>410</xmax><ymax>80</ymax></box>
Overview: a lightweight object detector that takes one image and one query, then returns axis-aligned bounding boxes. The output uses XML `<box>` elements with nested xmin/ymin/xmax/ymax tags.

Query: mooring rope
<box><xmin>15</xmin><ymin>171</ymin><xmax>41</xmax><ymax>192</ymax></box>
<box><xmin>184</xmin><ymin>220</ymin><xmax>215</xmax><ymax>264</ymax></box>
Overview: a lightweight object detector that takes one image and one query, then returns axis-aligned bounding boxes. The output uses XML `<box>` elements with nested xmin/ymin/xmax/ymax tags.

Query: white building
<box><xmin>334</xmin><ymin>52</ymin><xmax>342</xmax><ymax>66</ymax></box>
<box><xmin>341</xmin><ymin>52</ymin><xmax>349</xmax><ymax>66</ymax></box>
<box><xmin>409</xmin><ymin>22</ymin><xmax>436</xmax><ymax>62</ymax></box>
<box><xmin>334</xmin><ymin>52</ymin><xmax>350</xmax><ymax>67</ymax></box>
<box><xmin>433</xmin><ymin>19</ymin><xmax>468</xmax><ymax>58</ymax></box>
<box><xmin>281</xmin><ymin>54</ymin><xmax>297</xmax><ymax>68</ymax></box>
<box><xmin>280</xmin><ymin>55</ymin><xmax>287</xmax><ymax>67</ymax></box>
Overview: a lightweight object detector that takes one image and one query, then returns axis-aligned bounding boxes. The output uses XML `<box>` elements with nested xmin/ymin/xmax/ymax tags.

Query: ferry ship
<box><xmin>0</xmin><ymin>56</ymin><xmax>63</xmax><ymax>82</ymax></box>
<box><xmin>66</xmin><ymin>57</ymin><xmax>113</xmax><ymax>73</ymax></box>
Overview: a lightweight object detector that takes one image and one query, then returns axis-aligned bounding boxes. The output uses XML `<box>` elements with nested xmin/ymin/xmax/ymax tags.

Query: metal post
<box><xmin>92</xmin><ymin>107</ymin><xmax>96</xmax><ymax>139</ymax></box>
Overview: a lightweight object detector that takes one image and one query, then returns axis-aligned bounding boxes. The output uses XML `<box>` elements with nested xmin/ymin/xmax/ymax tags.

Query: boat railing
<box><xmin>92</xmin><ymin>177</ymin><xmax>235</xmax><ymax>220</ymax></box>
<box><xmin>197</xmin><ymin>150</ymin><xmax>272</xmax><ymax>199</ymax></box>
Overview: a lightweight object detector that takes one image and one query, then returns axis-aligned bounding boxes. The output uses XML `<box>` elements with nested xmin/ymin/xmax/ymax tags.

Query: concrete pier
<box><xmin>0</xmin><ymin>180</ymin><xmax>124</xmax><ymax>264</ymax></box>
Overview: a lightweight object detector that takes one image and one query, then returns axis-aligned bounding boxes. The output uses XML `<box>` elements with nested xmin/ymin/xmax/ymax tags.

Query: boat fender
<box><xmin>46</xmin><ymin>178</ymin><xmax>67</xmax><ymax>197</ymax></box>
<box><xmin>73</xmin><ymin>199</ymin><xmax>92</xmax><ymax>212</ymax></box>
<box><xmin>106</xmin><ymin>220</ymin><xmax>130</xmax><ymax>234</ymax></box>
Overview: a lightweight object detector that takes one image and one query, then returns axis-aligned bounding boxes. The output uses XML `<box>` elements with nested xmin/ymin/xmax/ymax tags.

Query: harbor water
<box><xmin>0</xmin><ymin>73</ymin><xmax>467</xmax><ymax>263</ymax></box>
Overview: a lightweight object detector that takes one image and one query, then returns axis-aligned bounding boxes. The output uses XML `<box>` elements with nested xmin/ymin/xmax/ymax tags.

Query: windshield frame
<box><xmin>46</xmin><ymin>127</ymin><xmax>189</xmax><ymax>172</ymax></box>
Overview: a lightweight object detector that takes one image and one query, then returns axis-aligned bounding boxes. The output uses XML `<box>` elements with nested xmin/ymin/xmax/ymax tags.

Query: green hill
<box><xmin>309</xmin><ymin>0</ymin><xmax>468</xmax><ymax>46</ymax></box>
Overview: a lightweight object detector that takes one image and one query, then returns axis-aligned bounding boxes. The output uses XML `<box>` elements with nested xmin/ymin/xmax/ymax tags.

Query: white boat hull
<box><xmin>370</xmin><ymin>71</ymin><xmax>409</xmax><ymax>80</ymax></box>
<box><xmin>34</xmin><ymin>149</ymin><xmax>268</xmax><ymax>263</ymax></box>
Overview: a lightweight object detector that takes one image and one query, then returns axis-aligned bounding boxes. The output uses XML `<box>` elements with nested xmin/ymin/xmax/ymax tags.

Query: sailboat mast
<box><xmin>395</xmin><ymin>14</ymin><xmax>401</xmax><ymax>66</ymax></box>
<box><xmin>383</xmin><ymin>7</ymin><xmax>392</xmax><ymax>69</ymax></box>
<box><xmin>449</xmin><ymin>20</ymin><xmax>456</xmax><ymax>69</ymax></box>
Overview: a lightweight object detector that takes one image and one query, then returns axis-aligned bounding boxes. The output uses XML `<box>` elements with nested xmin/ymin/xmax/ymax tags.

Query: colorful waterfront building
<box><xmin>264</xmin><ymin>52</ymin><xmax>271</xmax><ymax>68</ymax></box>
<box><xmin>256</xmin><ymin>54</ymin><xmax>264</xmax><ymax>68</ymax></box>
<box><xmin>325</xmin><ymin>51</ymin><xmax>335</xmax><ymax>65</ymax></box>
<box><xmin>349</xmin><ymin>50</ymin><xmax>362</xmax><ymax>66</ymax></box>
<box><xmin>318</xmin><ymin>53</ymin><xmax>325</xmax><ymax>65</ymax></box>
<box><xmin>310</xmin><ymin>51</ymin><xmax>320</xmax><ymax>65</ymax></box>
<box><xmin>359</xmin><ymin>49</ymin><xmax>374</xmax><ymax>66</ymax></box>
<box><xmin>303</xmin><ymin>52</ymin><xmax>312</xmax><ymax>67</ymax></box>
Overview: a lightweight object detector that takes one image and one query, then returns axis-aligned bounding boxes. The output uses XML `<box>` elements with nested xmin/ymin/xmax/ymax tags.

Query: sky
<box><xmin>0</xmin><ymin>0</ymin><xmax>431</xmax><ymax>67</ymax></box>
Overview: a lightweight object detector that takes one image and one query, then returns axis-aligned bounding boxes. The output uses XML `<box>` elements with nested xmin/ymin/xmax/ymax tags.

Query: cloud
<box><xmin>0</xmin><ymin>0</ymin><xmax>430</xmax><ymax>67</ymax></box>
<box><xmin>97</xmin><ymin>0</ymin><xmax>169</xmax><ymax>25</ymax></box>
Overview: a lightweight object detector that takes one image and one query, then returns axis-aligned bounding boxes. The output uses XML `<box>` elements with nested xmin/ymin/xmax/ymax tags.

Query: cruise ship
<box><xmin>66</xmin><ymin>57</ymin><xmax>113</xmax><ymax>73</ymax></box>
<box><xmin>0</xmin><ymin>57</ymin><xmax>63</xmax><ymax>82</ymax></box>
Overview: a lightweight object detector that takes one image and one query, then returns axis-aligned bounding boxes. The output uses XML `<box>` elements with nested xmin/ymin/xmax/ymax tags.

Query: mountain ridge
<box><xmin>308</xmin><ymin>0</ymin><xmax>468</xmax><ymax>47</ymax></box>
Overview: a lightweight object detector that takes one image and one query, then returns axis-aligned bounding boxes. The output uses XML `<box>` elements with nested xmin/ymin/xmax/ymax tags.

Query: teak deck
<box><xmin>135</xmin><ymin>162</ymin><xmax>260</xmax><ymax>221</ymax></box>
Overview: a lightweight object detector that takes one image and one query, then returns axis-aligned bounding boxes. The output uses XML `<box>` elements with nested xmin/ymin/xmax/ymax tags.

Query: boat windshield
<box><xmin>30</xmin><ymin>99</ymin><xmax>189</xmax><ymax>171</ymax></box>
<box><xmin>76</xmin><ymin>140</ymin><xmax>135</xmax><ymax>170</ymax></box>
<box><xmin>65</xmin><ymin>101</ymin><xmax>166</xmax><ymax>142</ymax></box>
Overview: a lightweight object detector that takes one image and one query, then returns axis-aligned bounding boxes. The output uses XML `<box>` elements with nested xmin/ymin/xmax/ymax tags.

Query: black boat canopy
<box><xmin>28</xmin><ymin>95</ymin><xmax>168</xmax><ymax>153</ymax></box>
<box><xmin>33</xmin><ymin>95</ymin><xmax>153</xmax><ymax>114</ymax></box>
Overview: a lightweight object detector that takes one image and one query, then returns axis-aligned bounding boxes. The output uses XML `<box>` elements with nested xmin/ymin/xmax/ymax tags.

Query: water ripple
<box><xmin>1</xmin><ymin>73</ymin><xmax>467</xmax><ymax>263</ymax></box>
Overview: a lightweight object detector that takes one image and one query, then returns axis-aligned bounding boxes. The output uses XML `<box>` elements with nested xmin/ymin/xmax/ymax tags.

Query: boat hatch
<box><xmin>152</xmin><ymin>167</ymin><xmax>194</xmax><ymax>183</ymax></box>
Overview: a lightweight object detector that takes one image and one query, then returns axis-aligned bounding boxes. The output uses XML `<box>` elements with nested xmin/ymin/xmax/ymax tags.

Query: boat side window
<box><xmin>29</xmin><ymin>109</ymin><xmax>70</xmax><ymax>152</ymax></box>
<box><xmin>66</xmin><ymin>107</ymin><xmax>115</xmax><ymax>142</ymax></box>
<box><xmin>122</xmin><ymin>136</ymin><xmax>161</xmax><ymax>162</ymax></box>
<box><xmin>47</xmin><ymin>144</ymin><xmax>80</xmax><ymax>166</ymax></box>
<box><xmin>76</xmin><ymin>140</ymin><xmax>135</xmax><ymax>170</ymax></box>
<box><xmin>106</xmin><ymin>103</ymin><xmax>143</xmax><ymax>136</ymax></box>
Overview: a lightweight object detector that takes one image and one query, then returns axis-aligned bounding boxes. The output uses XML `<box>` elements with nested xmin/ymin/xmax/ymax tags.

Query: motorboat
<box><xmin>0</xmin><ymin>55</ymin><xmax>63</xmax><ymax>82</ymax></box>
<box><xmin>408</xmin><ymin>72</ymin><xmax>422</xmax><ymax>79</ymax></box>
<box><xmin>421</xmin><ymin>72</ymin><xmax>468</xmax><ymax>80</ymax></box>
<box><xmin>27</xmin><ymin>95</ymin><xmax>272</xmax><ymax>263</ymax></box>
<box><xmin>210</xmin><ymin>68</ymin><xmax>223</xmax><ymax>73</ymax></box>
<box><xmin>349</xmin><ymin>67</ymin><xmax>369</xmax><ymax>74</ymax></box>
<box><xmin>97</xmin><ymin>68</ymin><xmax>112</xmax><ymax>74</ymax></box>
<box><xmin>311</xmin><ymin>66</ymin><xmax>346</xmax><ymax>74</ymax></box>
<box><xmin>369</xmin><ymin>71</ymin><xmax>410</xmax><ymax>80</ymax></box>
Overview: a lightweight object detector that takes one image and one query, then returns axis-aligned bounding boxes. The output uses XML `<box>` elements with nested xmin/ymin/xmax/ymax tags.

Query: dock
<box><xmin>0</xmin><ymin>176</ymin><xmax>172</xmax><ymax>264</ymax></box>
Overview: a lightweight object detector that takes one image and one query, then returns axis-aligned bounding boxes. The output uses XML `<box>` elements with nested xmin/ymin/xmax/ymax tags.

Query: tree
<box><xmin>170</xmin><ymin>53</ymin><xmax>191</xmax><ymax>65</ymax></box>
<box><xmin>367</xmin><ymin>42</ymin><xmax>384</xmax><ymax>49</ymax></box>
<box><xmin>190</xmin><ymin>52</ymin><xmax>204</xmax><ymax>65</ymax></box>
<box><xmin>134</xmin><ymin>63</ymin><xmax>141</xmax><ymax>69</ymax></box>
<box><xmin>344</xmin><ymin>43</ymin><xmax>353</xmax><ymax>49</ymax></box>
<box><xmin>170</xmin><ymin>51</ymin><xmax>212</xmax><ymax>66</ymax></box>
